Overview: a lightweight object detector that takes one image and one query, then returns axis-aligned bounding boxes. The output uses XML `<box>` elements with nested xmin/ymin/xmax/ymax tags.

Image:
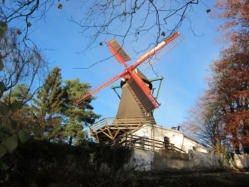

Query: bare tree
<box><xmin>0</xmin><ymin>27</ymin><xmax>47</xmax><ymax>104</ymax></box>
<box><xmin>0</xmin><ymin>0</ymin><xmax>54</xmax><ymax>40</ymax></box>
<box><xmin>74</xmin><ymin>0</ymin><xmax>199</xmax><ymax>46</ymax></box>
<box><xmin>181</xmin><ymin>91</ymin><xmax>227</xmax><ymax>151</ymax></box>
<box><xmin>1</xmin><ymin>1</ymin><xmax>199</xmax><ymax>45</ymax></box>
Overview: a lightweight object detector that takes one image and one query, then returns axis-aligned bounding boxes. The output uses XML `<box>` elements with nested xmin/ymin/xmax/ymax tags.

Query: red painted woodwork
<box><xmin>76</xmin><ymin>32</ymin><xmax>181</xmax><ymax>109</ymax></box>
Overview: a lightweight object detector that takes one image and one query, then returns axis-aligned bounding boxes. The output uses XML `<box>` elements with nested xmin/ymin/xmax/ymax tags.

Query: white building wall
<box><xmin>132</xmin><ymin>124</ymin><xmax>208</xmax><ymax>153</ymax></box>
<box><xmin>182</xmin><ymin>137</ymin><xmax>208</xmax><ymax>153</ymax></box>
<box><xmin>133</xmin><ymin>123</ymin><xmax>153</xmax><ymax>138</ymax></box>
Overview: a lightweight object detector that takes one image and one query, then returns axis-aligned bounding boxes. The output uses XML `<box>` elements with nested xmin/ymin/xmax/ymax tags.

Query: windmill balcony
<box><xmin>89</xmin><ymin>117</ymin><xmax>152</xmax><ymax>143</ymax></box>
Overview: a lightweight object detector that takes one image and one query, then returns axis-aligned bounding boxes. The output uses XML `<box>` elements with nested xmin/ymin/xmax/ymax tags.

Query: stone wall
<box><xmin>129</xmin><ymin>149</ymin><xmax>249</xmax><ymax>171</ymax></box>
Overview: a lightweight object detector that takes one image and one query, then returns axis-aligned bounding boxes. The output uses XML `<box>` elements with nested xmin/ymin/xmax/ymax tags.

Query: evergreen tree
<box><xmin>9</xmin><ymin>84</ymin><xmax>30</xmax><ymax>103</ymax></box>
<box><xmin>62</xmin><ymin>79</ymin><xmax>100</xmax><ymax>145</ymax></box>
<box><xmin>31</xmin><ymin>68</ymin><xmax>100</xmax><ymax>144</ymax></box>
<box><xmin>32</xmin><ymin>67</ymin><xmax>66</xmax><ymax>141</ymax></box>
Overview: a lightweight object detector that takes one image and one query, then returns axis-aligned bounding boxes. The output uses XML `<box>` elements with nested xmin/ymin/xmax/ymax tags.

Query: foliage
<box><xmin>0</xmin><ymin>86</ymin><xmax>32</xmax><ymax>176</ymax></box>
<box><xmin>31</xmin><ymin>67</ymin><xmax>100</xmax><ymax>144</ymax></box>
<box><xmin>1</xmin><ymin>139</ymin><xmax>249</xmax><ymax>186</ymax></box>
<box><xmin>183</xmin><ymin>0</ymin><xmax>249</xmax><ymax>153</ymax></box>
<box><xmin>31</xmin><ymin>66</ymin><xmax>67</xmax><ymax>141</ymax></box>
<box><xmin>210</xmin><ymin>0</ymin><xmax>249</xmax><ymax>153</ymax></box>
<box><xmin>0</xmin><ymin>57</ymin><xmax>100</xmax><ymax>183</ymax></box>
<box><xmin>0</xmin><ymin>20</ymin><xmax>33</xmax><ymax>176</ymax></box>
<box><xmin>62</xmin><ymin>79</ymin><xmax>101</xmax><ymax>145</ymax></box>
<box><xmin>11</xmin><ymin>84</ymin><xmax>31</xmax><ymax>103</ymax></box>
<box><xmin>0</xmin><ymin>140</ymin><xmax>133</xmax><ymax>186</ymax></box>
<box><xmin>0</xmin><ymin>82</ymin><xmax>39</xmax><ymax>174</ymax></box>
<box><xmin>211</xmin><ymin>41</ymin><xmax>249</xmax><ymax>153</ymax></box>
<box><xmin>91</xmin><ymin>142</ymin><xmax>132</xmax><ymax>172</ymax></box>
<box><xmin>0</xmin><ymin>65</ymin><xmax>101</xmax><ymax>182</ymax></box>
<box><xmin>184</xmin><ymin>35</ymin><xmax>248</xmax><ymax>153</ymax></box>
<box><xmin>213</xmin><ymin>0</ymin><xmax>249</xmax><ymax>34</ymax></box>
<box><xmin>0</xmin><ymin>22</ymin><xmax>99</xmax><ymax>178</ymax></box>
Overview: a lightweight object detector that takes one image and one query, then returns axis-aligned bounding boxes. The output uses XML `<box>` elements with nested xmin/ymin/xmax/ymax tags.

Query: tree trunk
<box><xmin>69</xmin><ymin>136</ymin><xmax>73</xmax><ymax>146</ymax></box>
<box><xmin>232</xmin><ymin>132</ymin><xmax>241</xmax><ymax>154</ymax></box>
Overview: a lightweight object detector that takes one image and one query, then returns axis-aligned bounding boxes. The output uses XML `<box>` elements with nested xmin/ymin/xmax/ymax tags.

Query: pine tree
<box><xmin>62</xmin><ymin>79</ymin><xmax>100</xmax><ymax>145</ymax></box>
<box><xmin>31</xmin><ymin>69</ymin><xmax>100</xmax><ymax>144</ymax></box>
<box><xmin>32</xmin><ymin>67</ymin><xmax>66</xmax><ymax>141</ymax></box>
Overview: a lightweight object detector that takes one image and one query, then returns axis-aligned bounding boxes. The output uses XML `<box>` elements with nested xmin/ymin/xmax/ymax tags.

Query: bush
<box><xmin>0</xmin><ymin>139</ymin><xmax>133</xmax><ymax>186</ymax></box>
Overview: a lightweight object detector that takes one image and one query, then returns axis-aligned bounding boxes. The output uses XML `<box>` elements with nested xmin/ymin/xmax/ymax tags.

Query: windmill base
<box><xmin>89</xmin><ymin>118</ymin><xmax>209</xmax><ymax>154</ymax></box>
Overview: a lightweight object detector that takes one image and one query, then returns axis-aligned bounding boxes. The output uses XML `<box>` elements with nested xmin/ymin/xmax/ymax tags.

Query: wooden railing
<box><xmin>121</xmin><ymin>134</ymin><xmax>185</xmax><ymax>153</ymax></box>
<box><xmin>89</xmin><ymin>118</ymin><xmax>154</xmax><ymax>133</ymax></box>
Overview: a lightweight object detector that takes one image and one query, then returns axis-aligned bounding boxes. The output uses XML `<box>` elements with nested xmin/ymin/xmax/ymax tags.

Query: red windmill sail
<box><xmin>76</xmin><ymin>32</ymin><xmax>182</xmax><ymax>113</ymax></box>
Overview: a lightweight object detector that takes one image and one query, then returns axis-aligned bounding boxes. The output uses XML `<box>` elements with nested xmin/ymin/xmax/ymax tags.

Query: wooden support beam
<box><xmin>95</xmin><ymin>133</ymin><xmax>100</xmax><ymax>143</ymax></box>
<box><xmin>108</xmin><ymin>127</ymin><xmax>140</xmax><ymax>130</ymax></box>
<box><xmin>93</xmin><ymin>124</ymin><xmax>96</xmax><ymax>133</ymax></box>
<box><xmin>113</xmin><ymin>129</ymin><xmax>121</xmax><ymax>139</ymax></box>
<box><xmin>107</xmin><ymin>126</ymin><xmax>114</xmax><ymax>139</ymax></box>
<box><xmin>99</xmin><ymin>128</ymin><xmax>114</xmax><ymax>140</ymax></box>
<box><xmin>88</xmin><ymin>127</ymin><xmax>92</xmax><ymax>135</ymax></box>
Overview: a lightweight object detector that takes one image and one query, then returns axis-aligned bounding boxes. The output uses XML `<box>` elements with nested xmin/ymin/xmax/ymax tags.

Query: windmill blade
<box><xmin>75</xmin><ymin>70</ymin><xmax>128</xmax><ymax>105</ymax></box>
<box><xmin>141</xmin><ymin>34</ymin><xmax>184</xmax><ymax>70</ymax></box>
<box><xmin>107</xmin><ymin>38</ymin><xmax>131</xmax><ymax>63</ymax></box>
<box><xmin>132</xmin><ymin>32</ymin><xmax>183</xmax><ymax>70</ymax></box>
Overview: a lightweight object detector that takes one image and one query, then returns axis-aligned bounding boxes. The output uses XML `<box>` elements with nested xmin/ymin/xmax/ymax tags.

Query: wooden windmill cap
<box><xmin>116</xmin><ymin>68</ymin><xmax>157</xmax><ymax>119</ymax></box>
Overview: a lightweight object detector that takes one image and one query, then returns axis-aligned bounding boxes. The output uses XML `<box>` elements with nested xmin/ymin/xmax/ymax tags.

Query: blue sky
<box><xmin>25</xmin><ymin>0</ymin><xmax>224</xmax><ymax>128</ymax></box>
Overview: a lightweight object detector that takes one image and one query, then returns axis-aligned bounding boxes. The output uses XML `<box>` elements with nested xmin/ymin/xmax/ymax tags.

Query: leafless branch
<box><xmin>0</xmin><ymin>28</ymin><xmax>47</xmax><ymax>101</ymax></box>
<box><xmin>0</xmin><ymin>0</ymin><xmax>55</xmax><ymax>42</ymax></box>
<box><xmin>71</xmin><ymin>0</ymin><xmax>199</xmax><ymax>69</ymax></box>
<box><xmin>74</xmin><ymin>0</ymin><xmax>199</xmax><ymax>45</ymax></box>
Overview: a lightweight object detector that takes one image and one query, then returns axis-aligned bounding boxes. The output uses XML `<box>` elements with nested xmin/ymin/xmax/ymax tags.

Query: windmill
<box><xmin>76</xmin><ymin>32</ymin><xmax>183</xmax><ymax>143</ymax></box>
